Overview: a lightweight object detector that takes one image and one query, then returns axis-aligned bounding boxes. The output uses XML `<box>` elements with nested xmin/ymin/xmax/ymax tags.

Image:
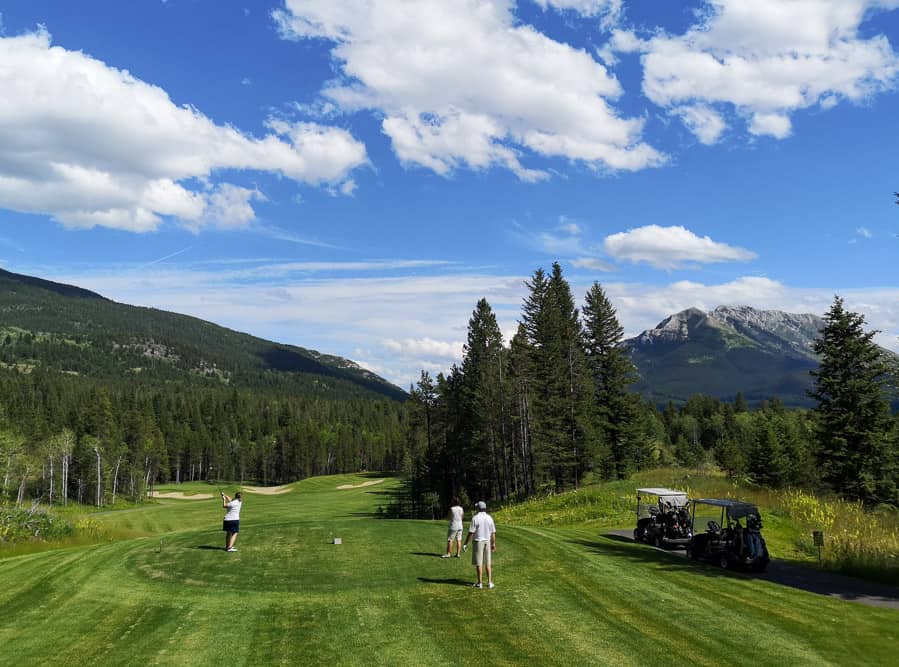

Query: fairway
<box><xmin>1</xmin><ymin>475</ymin><xmax>897</xmax><ymax>666</ymax></box>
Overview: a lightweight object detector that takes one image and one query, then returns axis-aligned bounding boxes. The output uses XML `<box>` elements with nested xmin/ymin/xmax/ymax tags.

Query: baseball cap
<box><xmin>477</xmin><ymin>501</ymin><xmax>487</xmax><ymax>511</ymax></box>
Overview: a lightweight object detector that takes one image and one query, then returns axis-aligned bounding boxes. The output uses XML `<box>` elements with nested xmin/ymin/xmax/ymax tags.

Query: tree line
<box><xmin>405</xmin><ymin>265</ymin><xmax>898</xmax><ymax>509</ymax></box>
<box><xmin>0</xmin><ymin>370</ymin><xmax>406</xmax><ymax>507</ymax></box>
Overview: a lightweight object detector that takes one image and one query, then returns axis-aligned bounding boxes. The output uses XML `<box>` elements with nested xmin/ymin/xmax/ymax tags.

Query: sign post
<box><xmin>812</xmin><ymin>530</ymin><xmax>824</xmax><ymax>567</ymax></box>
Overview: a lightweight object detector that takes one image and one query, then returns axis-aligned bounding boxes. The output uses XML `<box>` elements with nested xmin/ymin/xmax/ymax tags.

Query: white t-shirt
<box><xmin>468</xmin><ymin>511</ymin><xmax>496</xmax><ymax>541</ymax></box>
<box><xmin>224</xmin><ymin>499</ymin><xmax>242</xmax><ymax>521</ymax></box>
<box><xmin>449</xmin><ymin>505</ymin><xmax>464</xmax><ymax>531</ymax></box>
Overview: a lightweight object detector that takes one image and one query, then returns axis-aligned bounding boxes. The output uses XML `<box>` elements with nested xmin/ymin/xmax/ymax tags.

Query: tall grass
<box><xmin>495</xmin><ymin>479</ymin><xmax>635</xmax><ymax>527</ymax></box>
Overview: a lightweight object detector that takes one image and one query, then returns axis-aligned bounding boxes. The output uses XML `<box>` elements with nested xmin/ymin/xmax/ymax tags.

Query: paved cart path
<box><xmin>606</xmin><ymin>529</ymin><xmax>899</xmax><ymax>610</ymax></box>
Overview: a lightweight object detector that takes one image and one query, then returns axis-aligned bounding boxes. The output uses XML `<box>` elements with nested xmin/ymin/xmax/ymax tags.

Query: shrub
<box><xmin>0</xmin><ymin>503</ymin><xmax>74</xmax><ymax>543</ymax></box>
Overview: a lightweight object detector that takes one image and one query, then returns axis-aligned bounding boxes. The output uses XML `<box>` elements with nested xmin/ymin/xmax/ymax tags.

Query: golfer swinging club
<box><xmin>221</xmin><ymin>490</ymin><xmax>242</xmax><ymax>552</ymax></box>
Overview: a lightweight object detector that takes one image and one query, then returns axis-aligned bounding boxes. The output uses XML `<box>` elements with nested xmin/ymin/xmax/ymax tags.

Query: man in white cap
<box><xmin>462</xmin><ymin>500</ymin><xmax>496</xmax><ymax>589</ymax></box>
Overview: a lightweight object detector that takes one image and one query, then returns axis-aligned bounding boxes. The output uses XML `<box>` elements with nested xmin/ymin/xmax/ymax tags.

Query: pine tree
<box><xmin>809</xmin><ymin>296</ymin><xmax>896</xmax><ymax>503</ymax></box>
<box><xmin>459</xmin><ymin>299</ymin><xmax>507</xmax><ymax>500</ymax></box>
<box><xmin>582</xmin><ymin>282</ymin><xmax>642</xmax><ymax>478</ymax></box>
<box><xmin>520</xmin><ymin>265</ymin><xmax>594</xmax><ymax>490</ymax></box>
<box><xmin>507</xmin><ymin>323</ymin><xmax>534</xmax><ymax>496</ymax></box>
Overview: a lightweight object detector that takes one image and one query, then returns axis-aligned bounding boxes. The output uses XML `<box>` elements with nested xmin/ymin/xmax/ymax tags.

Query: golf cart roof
<box><xmin>637</xmin><ymin>487</ymin><xmax>688</xmax><ymax>497</ymax></box>
<box><xmin>692</xmin><ymin>498</ymin><xmax>760</xmax><ymax>518</ymax></box>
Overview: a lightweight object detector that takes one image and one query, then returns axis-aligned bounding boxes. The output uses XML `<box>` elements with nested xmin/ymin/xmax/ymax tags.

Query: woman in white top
<box><xmin>222</xmin><ymin>491</ymin><xmax>242</xmax><ymax>552</ymax></box>
<box><xmin>443</xmin><ymin>496</ymin><xmax>464</xmax><ymax>558</ymax></box>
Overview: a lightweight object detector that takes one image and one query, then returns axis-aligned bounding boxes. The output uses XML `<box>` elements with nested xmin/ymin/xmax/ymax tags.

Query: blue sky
<box><xmin>1</xmin><ymin>0</ymin><xmax>898</xmax><ymax>388</ymax></box>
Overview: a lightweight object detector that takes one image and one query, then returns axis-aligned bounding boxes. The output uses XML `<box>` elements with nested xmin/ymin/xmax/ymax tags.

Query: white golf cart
<box><xmin>634</xmin><ymin>487</ymin><xmax>692</xmax><ymax>549</ymax></box>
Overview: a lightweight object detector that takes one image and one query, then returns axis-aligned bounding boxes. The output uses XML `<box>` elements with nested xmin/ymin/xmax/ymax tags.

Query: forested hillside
<box><xmin>0</xmin><ymin>268</ymin><xmax>406</xmax><ymax>401</ymax></box>
<box><xmin>0</xmin><ymin>268</ymin><xmax>407</xmax><ymax>507</ymax></box>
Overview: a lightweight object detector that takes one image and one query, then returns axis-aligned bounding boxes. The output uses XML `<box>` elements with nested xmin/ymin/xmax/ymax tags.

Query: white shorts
<box><xmin>472</xmin><ymin>540</ymin><xmax>491</xmax><ymax>567</ymax></box>
<box><xmin>447</xmin><ymin>528</ymin><xmax>463</xmax><ymax>542</ymax></box>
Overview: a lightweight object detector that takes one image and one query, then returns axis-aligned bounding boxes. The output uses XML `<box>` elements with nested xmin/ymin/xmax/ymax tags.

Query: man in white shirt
<box><xmin>442</xmin><ymin>496</ymin><xmax>465</xmax><ymax>558</ymax></box>
<box><xmin>222</xmin><ymin>491</ymin><xmax>242</xmax><ymax>552</ymax></box>
<box><xmin>462</xmin><ymin>501</ymin><xmax>496</xmax><ymax>589</ymax></box>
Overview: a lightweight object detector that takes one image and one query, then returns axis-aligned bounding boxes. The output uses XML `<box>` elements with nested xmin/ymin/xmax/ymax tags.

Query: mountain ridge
<box><xmin>622</xmin><ymin>305</ymin><xmax>825</xmax><ymax>406</ymax></box>
<box><xmin>0</xmin><ymin>268</ymin><xmax>406</xmax><ymax>401</ymax></box>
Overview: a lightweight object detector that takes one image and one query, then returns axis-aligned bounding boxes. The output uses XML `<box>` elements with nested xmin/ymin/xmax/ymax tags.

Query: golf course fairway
<box><xmin>1</xmin><ymin>474</ymin><xmax>896</xmax><ymax>666</ymax></box>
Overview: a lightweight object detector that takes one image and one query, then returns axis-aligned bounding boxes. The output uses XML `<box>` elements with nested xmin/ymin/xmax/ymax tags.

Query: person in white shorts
<box><xmin>462</xmin><ymin>501</ymin><xmax>496</xmax><ymax>588</ymax></box>
<box><xmin>443</xmin><ymin>496</ymin><xmax>465</xmax><ymax>558</ymax></box>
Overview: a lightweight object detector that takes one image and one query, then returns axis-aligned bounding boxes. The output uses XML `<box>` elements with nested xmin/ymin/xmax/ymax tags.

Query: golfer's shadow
<box><xmin>193</xmin><ymin>545</ymin><xmax>224</xmax><ymax>551</ymax></box>
<box><xmin>417</xmin><ymin>577</ymin><xmax>472</xmax><ymax>586</ymax></box>
<box><xmin>409</xmin><ymin>551</ymin><xmax>446</xmax><ymax>558</ymax></box>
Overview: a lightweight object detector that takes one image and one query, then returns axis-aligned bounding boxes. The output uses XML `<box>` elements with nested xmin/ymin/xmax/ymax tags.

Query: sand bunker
<box><xmin>336</xmin><ymin>479</ymin><xmax>385</xmax><ymax>490</ymax></box>
<box><xmin>152</xmin><ymin>491</ymin><xmax>214</xmax><ymax>500</ymax></box>
<box><xmin>241</xmin><ymin>484</ymin><xmax>293</xmax><ymax>495</ymax></box>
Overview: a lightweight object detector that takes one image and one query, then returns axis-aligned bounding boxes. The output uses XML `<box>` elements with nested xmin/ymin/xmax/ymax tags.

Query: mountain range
<box><xmin>622</xmin><ymin>305</ymin><xmax>825</xmax><ymax>406</ymax></box>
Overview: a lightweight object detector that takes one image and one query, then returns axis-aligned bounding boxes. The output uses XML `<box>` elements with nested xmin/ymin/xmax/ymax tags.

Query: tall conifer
<box><xmin>810</xmin><ymin>296</ymin><xmax>896</xmax><ymax>503</ymax></box>
<box><xmin>582</xmin><ymin>282</ymin><xmax>642</xmax><ymax>478</ymax></box>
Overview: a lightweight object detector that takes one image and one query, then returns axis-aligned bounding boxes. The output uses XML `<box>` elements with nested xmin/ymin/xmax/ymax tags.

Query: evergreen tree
<box><xmin>809</xmin><ymin>296</ymin><xmax>896</xmax><ymax>503</ymax></box>
<box><xmin>582</xmin><ymin>282</ymin><xmax>642</xmax><ymax>478</ymax></box>
<box><xmin>748</xmin><ymin>420</ymin><xmax>786</xmax><ymax>487</ymax></box>
<box><xmin>459</xmin><ymin>299</ymin><xmax>508</xmax><ymax>500</ymax></box>
<box><xmin>507</xmin><ymin>324</ymin><xmax>535</xmax><ymax>496</ymax></box>
<box><xmin>521</xmin><ymin>265</ymin><xmax>594</xmax><ymax>490</ymax></box>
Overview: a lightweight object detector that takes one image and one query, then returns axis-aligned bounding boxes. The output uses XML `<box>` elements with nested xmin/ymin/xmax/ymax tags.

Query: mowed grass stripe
<box><xmin>1</xmin><ymin>474</ymin><xmax>897</xmax><ymax>666</ymax></box>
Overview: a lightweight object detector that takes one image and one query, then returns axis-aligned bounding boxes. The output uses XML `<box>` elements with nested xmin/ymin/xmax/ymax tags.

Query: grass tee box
<box><xmin>1</xmin><ymin>473</ymin><xmax>897</xmax><ymax>666</ymax></box>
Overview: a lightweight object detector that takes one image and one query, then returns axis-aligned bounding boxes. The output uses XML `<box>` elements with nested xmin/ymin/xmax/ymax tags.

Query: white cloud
<box><xmin>571</xmin><ymin>257</ymin><xmax>616</xmax><ymax>272</ymax></box>
<box><xmin>0</xmin><ymin>30</ymin><xmax>367</xmax><ymax>232</ymax></box>
<box><xmin>674</xmin><ymin>105</ymin><xmax>727</xmax><ymax>144</ymax></box>
<box><xmin>382</xmin><ymin>337</ymin><xmax>464</xmax><ymax>359</ymax></box>
<box><xmin>273</xmin><ymin>0</ymin><xmax>664</xmax><ymax>178</ymax></box>
<box><xmin>748</xmin><ymin>112</ymin><xmax>792</xmax><ymax>139</ymax></box>
<box><xmin>615</xmin><ymin>0</ymin><xmax>899</xmax><ymax>141</ymax></box>
<box><xmin>557</xmin><ymin>216</ymin><xmax>583</xmax><ymax>235</ymax></box>
<box><xmin>857</xmin><ymin>226</ymin><xmax>873</xmax><ymax>238</ymax></box>
<box><xmin>604</xmin><ymin>225</ymin><xmax>757</xmax><ymax>269</ymax></box>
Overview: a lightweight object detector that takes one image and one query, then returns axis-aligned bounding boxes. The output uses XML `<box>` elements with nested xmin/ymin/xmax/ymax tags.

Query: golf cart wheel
<box><xmin>718</xmin><ymin>555</ymin><xmax>729</xmax><ymax>569</ymax></box>
<box><xmin>634</xmin><ymin>529</ymin><xmax>641</xmax><ymax>541</ymax></box>
<box><xmin>654</xmin><ymin>534</ymin><xmax>664</xmax><ymax>548</ymax></box>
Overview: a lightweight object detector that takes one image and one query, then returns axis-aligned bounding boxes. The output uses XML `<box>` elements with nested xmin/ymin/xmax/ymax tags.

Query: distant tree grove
<box><xmin>0</xmin><ymin>371</ymin><xmax>406</xmax><ymax>507</ymax></box>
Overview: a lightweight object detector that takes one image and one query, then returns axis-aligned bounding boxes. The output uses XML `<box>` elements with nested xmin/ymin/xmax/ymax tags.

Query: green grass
<box><xmin>1</xmin><ymin>473</ymin><xmax>897</xmax><ymax>665</ymax></box>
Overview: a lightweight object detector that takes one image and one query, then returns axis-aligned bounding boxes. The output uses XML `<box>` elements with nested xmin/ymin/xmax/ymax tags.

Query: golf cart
<box><xmin>687</xmin><ymin>499</ymin><xmax>770</xmax><ymax>572</ymax></box>
<box><xmin>634</xmin><ymin>488</ymin><xmax>692</xmax><ymax>548</ymax></box>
